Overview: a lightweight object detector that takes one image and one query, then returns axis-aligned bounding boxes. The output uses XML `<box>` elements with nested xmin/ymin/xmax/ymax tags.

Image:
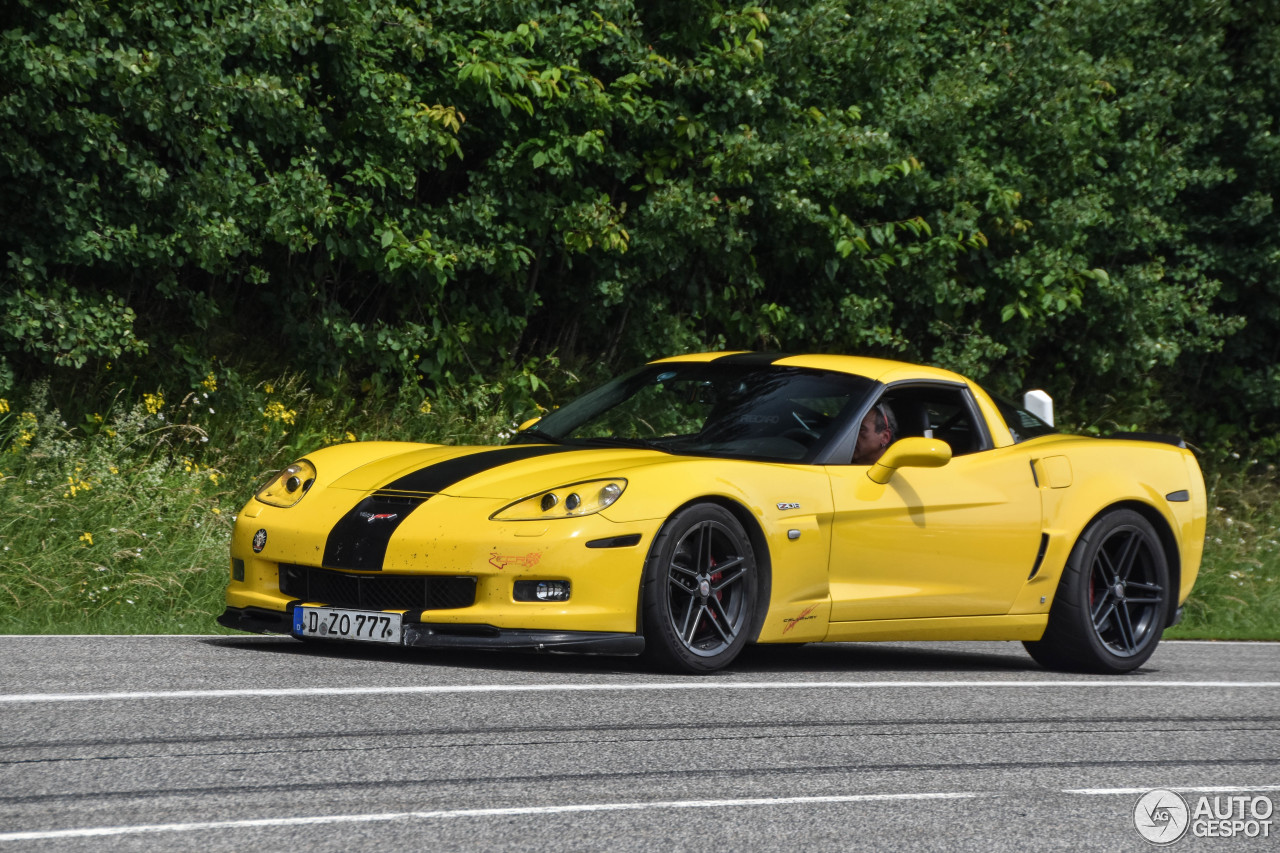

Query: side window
<box><xmin>989</xmin><ymin>395</ymin><xmax>1058</xmax><ymax>442</ymax></box>
<box><xmin>880</xmin><ymin>385</ymin><xmax>988</xmax><ymax>456</ymax></box>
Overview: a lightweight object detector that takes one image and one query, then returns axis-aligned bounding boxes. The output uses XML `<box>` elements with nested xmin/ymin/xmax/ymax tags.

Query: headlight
<box><xmin>255</xmin><ymin>460</ymin><xmax>317</xmax><ymax>508</ymax></box>
<box><xmin>491</xmin><ymin>479</ymin><xmax>627</xmax><ymax>521</ymax></box>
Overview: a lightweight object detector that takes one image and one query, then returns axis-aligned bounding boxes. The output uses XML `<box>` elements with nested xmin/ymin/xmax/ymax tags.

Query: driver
<box><xmin>853</xmin><ymin>402</ymin><xmax>896</xmax><ymax>465</ymax></box>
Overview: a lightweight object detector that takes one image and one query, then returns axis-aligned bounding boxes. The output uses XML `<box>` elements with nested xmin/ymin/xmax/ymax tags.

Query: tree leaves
<box><xmin>0</xmin><ymin>0</ymin><xmax>1276</xmax><ymax>451</ymax></box>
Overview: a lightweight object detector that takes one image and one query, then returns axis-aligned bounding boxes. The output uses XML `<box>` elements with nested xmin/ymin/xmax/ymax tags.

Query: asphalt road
<box><xmin>1</xmin><ymin>636</ymin><xmax>1278</xmax><ymax>851</ymax></box>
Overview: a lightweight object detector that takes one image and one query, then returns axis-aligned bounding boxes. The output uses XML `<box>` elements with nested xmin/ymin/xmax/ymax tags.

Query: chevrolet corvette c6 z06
<box><xmin>219</xmin><ymin>352</ymin><xmax>1205</xmax><ymax>673</ymax></box>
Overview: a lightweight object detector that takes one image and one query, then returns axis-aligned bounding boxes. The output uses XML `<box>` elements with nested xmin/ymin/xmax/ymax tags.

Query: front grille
<box><xmin>279</xmin><ymin>564</ymin><xmax>476</xmax><ymax>611</ymax></box>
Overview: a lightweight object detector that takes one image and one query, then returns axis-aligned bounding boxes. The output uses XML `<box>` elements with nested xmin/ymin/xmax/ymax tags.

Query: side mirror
<box><xmin>1023</xmin><ymin>389</ymin><xmax>1054</xmax><ymax>426</ymax></box>
<box><xmin>517</xmin><ymin>416</ymin><xmax>542</xmax><ymax>432</ymax></box>
<box><xmin>867</xmin><ymin>437</ymin><xmax>952</xmax><ymax>484</ymax></box>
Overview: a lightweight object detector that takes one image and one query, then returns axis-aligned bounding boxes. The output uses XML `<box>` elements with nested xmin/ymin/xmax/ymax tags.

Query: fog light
<box><xmin>537</xmin><ymin>581</ymin><xmax>570</xmax><ymax>601</ymax></box>
<box><xmin>514</xmin><ymin>580</ymin><xmax>571</xmax><ymax>602</ymax></box>
<box><xmin>232</xmin><ymin>558</ymin><xmax>245</xmax><ymax>581</ymax></box>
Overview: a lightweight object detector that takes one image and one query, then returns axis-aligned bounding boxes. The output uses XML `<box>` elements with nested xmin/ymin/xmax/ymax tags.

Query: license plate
<box><xmin>293</xmin><ymin>607</ymin><xmax>402</xmax><ymax>644</ymax></box>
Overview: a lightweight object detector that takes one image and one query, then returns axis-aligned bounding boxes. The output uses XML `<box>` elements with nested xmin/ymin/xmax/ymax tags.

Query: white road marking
<box><xmin>2</xmin><ymin>680</ymin><xmax>1279</xmax><ymax>704</ymax></box>
<box><xmin>1066</xmin><ymin>785</ymin><xmax>1280</xmax><ymax>795</ymax></box>
<box><xmin>0</xmin><ymin>792</ymin><xmax>981</xmax><ymax>841</ymax></box>
<box><xmin>9</xmin><ymin>784</ymin><xmax>1280</xmax><ymax>842</ymax></box>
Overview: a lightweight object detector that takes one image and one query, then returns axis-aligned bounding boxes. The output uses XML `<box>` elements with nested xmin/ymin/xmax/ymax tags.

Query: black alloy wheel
<box><xmin>1087</xmin><ymin>522</ymin><xmax>1166</xmax><ymax>657</ymax></box>
<box><xmin>1025</xmin><ymin>508</ymin><xmax>1170</xmax><ymax>673</ymax></box>
<box><xmin>642</xmin><ymin>503</ymin><xmax>758</xmax><ymax>673</ymax></box>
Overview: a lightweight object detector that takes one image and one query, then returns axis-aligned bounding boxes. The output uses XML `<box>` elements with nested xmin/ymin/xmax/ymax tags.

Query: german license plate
<box><xmin>293</xmin><ymin>607</ymin><xmax>402</xmax><ymax>644</ymax></box>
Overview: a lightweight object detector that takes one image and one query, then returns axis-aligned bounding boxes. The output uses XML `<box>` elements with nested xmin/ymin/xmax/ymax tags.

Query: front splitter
<box><xmin>217</xmin><ymin>606</ymin><xmax>644</xmax><ymax>656</ymax></box>
<box><xmin>404</xmin><ymin>623</ymin><xmax>645</xmax><ymax>656</ymax></box>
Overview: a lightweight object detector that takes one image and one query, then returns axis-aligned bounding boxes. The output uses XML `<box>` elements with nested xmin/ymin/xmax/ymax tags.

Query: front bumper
<box><xmin>217</xmin><ymin>606</ymin><xmax>644</xmax><ymax>656</ymax></box>
<box><xmin>225</xmin><ymin>493</ymin><xmax>656</xmax><ymax>635</ymax></box>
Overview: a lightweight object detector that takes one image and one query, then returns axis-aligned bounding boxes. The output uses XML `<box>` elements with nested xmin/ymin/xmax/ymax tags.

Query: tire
<box><xmin>1024</xmin><ymin>508</ymin><xmax>1170</xmax><ymax>673</ymax></box>
<box><xmin>641</xmin><ymin>503</ymin><xmax>759</xmax><ymax>673</ymax></box>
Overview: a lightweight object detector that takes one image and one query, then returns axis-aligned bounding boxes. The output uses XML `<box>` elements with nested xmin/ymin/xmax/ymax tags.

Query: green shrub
<box><xmin>1</xmin><ymin>1</ymin><xmax>1276</xmax><ymax>457</ymax></box>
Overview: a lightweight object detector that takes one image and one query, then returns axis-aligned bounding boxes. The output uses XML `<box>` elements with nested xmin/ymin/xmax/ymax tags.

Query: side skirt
<box><xmin>821</xmin><ymin>613</ymin><xmax>1048</xmax><ymax>643</ymax></box>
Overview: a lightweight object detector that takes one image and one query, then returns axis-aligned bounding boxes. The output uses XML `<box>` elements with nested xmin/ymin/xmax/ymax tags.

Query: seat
<box><xmin>885</xmin><ymin>398</ymin><xmax>929</xmax><ymax>440</ymax></box>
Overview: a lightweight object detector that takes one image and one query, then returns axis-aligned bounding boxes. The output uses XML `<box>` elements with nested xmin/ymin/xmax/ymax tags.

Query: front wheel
<box><xmin>1024</xmin><ymin>509</ymin><xmax>1170</xmax><ymax>673</ymax></box>
<box><xmin>641</xmin><ymin>504</ymin><xmax>759</xmax><ymax>673</ymax></box>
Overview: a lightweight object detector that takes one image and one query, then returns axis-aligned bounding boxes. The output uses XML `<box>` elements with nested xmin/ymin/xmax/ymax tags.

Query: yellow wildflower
<box><xmin>64</xmin><ymin>475</ymin><xmax>94</xmax><ymax>498</ymax></box>
<box><xmin>201</xmin><ymin>372</ymin><xmax>218</xmax><ymax>393</ymax></box>
<box><xmin>13</xmin><ymin>412</ymin><xmax>37</xmax><ymax>450</ymax></box>
<box><xmin>263</xmin><ymin>401</ymin><xmax>297</xmax><ymax>425</ymax></box>
<box><xmin>419</xmin><ymin>398</ymin><xmax>433</xmax><ymax>415</ymax></box>
<box><xmin>143</xmin><ymin>393</ymin><xmax>164</xmax><ymax>415</ymax></box>
<box><xmin>79</xmin><ymin>532</ymin><xmax>93</xmax><ymax>545</ymax></box>
<box><xmin>0</xmin><ymin>399</ymin><xmax>9</xmax><ymax>414</ymax></box>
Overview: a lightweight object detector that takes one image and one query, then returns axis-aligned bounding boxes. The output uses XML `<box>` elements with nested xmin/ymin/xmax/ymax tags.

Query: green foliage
<box><xmin>1</xmin><ymin>282</ymin><xmax>148</xmax><ymax>369</ymax></box>
<box><xmin>0</xmin><ymin>367</ymin><xmax>525</xmax><ymax>633</ymax></box>
<box><xmin>0</xmin><ymin>0</ymin><xmax>1277</xmax><ymax>454</ymax></box>
<box><xmin>1168</xmin><ymin>463</ymin><xmax>1280</xmax><ymax>639</ymax></box>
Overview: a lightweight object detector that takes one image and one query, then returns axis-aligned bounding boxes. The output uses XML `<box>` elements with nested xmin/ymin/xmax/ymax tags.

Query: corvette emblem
<box><xmin>776</xmin><ymin>502</ymin><xmax>801</xmax><ymax>511</ymax></box>
<box><xmin>359</xmin><ymin>512</ymin><xmax>399</xmax><ymax>523</ymax></box>
<box><xmin>252</xmin><ymin>529</ymin><xmax>267</xmax><ymax>553</ymax></box>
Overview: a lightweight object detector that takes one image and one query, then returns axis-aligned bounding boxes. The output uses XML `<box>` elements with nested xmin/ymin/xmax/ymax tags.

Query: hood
<box><xmin>328</xmin><ymin>443</ymin><xmax>670</xmax><ymax>500</ymax></box>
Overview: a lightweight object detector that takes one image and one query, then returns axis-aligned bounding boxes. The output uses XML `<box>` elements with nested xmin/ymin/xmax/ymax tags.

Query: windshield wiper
<box><xmin>579</xmin><ymin>435</ymin><xmax>665</xmax><ymax>450</ymax></box>
<box><xmin>511</xmin><ymin>427</ymin><xmax>562</xmax><ymax>445</ymax></box>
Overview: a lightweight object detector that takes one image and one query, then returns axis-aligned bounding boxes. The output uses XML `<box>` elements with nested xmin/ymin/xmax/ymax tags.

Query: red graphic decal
<box><xmin>489</xmin><ymin>552</ymin><xmax>542</xmax><ymax>570</ymax></box>
<box><xmin>782</xmin><ymin>604</ymin><xmax>818</xmax><ymax>634</ymax></box>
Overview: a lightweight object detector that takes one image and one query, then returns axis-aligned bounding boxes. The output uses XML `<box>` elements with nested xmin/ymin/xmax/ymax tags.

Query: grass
<box><xmin>0</xmin><ymin>373</ymin><xmax>1276</xmax><ymax>638</ymax></box>
<box><xmin>0</xmin><ymin>371</ymin><xmax>518</xmax><ymax>634</ymax></box>
<box><xmin>1166</xmin><ymin>465</ymin><xmax>1280</xmax><ymax>640</ymax></box>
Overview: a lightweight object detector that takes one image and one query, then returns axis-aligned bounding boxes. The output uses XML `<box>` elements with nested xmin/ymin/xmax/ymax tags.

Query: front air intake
<box><xmin>279</xmin><ymin>564</ymin><xmax>476</xmax><ymax>611</ymax></box>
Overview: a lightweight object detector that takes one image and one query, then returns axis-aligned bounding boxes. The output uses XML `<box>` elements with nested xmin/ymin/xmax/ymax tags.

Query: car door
<box><xmin>825</xmin><ymin>383</ymin><xmax>1043</xmax><ymax>622</ymax></box>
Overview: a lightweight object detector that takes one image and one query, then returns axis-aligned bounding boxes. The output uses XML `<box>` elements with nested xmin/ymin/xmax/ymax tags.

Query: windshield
<box><xmin>515</xmin><ymin>362</ymin><xmax>873</xmax><ymax>462</ymax></box>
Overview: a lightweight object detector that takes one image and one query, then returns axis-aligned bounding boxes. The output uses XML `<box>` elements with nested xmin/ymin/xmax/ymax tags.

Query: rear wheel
<box><xmin>1024</xmin><ymin>509</ymin><xmax>1170</xmax><ymax>673</ymax></box>
<box><xmin>641</xmin><ymin>504</ymin><xmax>758</xmax><ymax>673</ymax></box>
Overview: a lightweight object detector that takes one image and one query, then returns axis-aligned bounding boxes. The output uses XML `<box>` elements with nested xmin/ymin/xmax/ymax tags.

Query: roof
<box><xmin>652</xmin><ymin>351</ymin><xmax>969</xmax><ymax>385</ymax></box>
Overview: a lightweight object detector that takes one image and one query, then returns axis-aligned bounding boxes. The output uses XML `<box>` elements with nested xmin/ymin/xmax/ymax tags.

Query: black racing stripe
<box><xmin>383</xmin><ymin>445</ymin><xmax>574</xmax><ymax>494</ymax></box>
<box><xmin>322</xmin><ymin>445</ymin><xmax>573</xmax><ymax>572</ymax></box>
<box><xmin>323</xmin><ymin>495</ymin><xmax>427</xmax><ymax>572</ymax></box>
<box><xmin>711</xmin><ymin>351</ymin><xmax>790</xmax><ymax>366</ymax></box>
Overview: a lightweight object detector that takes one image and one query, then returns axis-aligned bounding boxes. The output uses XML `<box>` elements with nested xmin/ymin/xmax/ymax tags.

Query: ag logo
<box><xmin>1134</xmin><ymin>789</ymin><xmax>1189</xmax><ymax>845</ymax></box>
<box><xmin>252</xmin><ymin>528</ymin><xmax>268</xmax><ymax>553</ymax></box>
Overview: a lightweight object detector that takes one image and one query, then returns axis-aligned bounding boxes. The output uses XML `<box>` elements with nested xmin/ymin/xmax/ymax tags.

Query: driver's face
<box><xmin>853</xmin><ymin>410</ymin><xmax>890</xmax><ymax>464</ymax></box>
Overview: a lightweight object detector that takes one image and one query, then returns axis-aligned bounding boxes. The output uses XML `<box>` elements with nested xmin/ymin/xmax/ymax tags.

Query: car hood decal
<box><xmin>379</xmin><ymin>445</ymin><xmax>576</xmax><ymax>494</ymax></box>
<box><xmin>321</xmin><ymin>444</ymin><xmax>667</xmax><ymax>571</ymax></box>
<box><xmin>328</xmin><ymin>444</ymin><xmax>667</xmax><ymax>498</ymax></box>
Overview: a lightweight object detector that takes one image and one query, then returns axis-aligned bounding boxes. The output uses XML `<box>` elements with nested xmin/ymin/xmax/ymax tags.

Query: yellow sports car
<box><xmin>219</xmin><ymin>352</ymin><xmax>1205</xmax><ymax>673</ymax></box>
